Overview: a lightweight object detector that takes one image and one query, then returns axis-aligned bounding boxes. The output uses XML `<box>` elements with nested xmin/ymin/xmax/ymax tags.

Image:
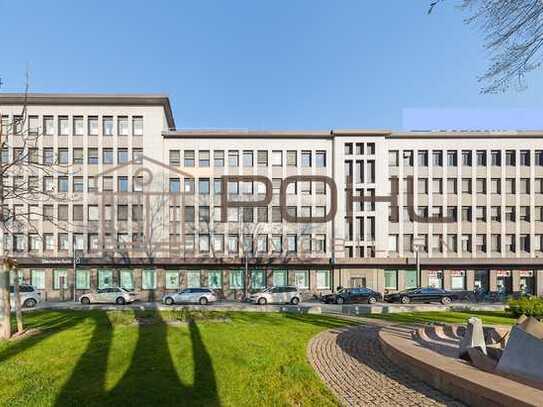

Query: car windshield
<box><xmin>399</xmin><ymin>288</ymin><xmax>418</xmax><ymax>294</ymax></box>
<box><xmin>120</xmin><ymin>288</ymin><xmax>130</xmax><ymax>293</ymax></box>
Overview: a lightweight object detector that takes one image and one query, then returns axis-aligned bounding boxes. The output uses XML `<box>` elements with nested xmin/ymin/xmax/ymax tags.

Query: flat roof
<box><xmin>0</xmin><ymin>93</ymin><xmax>175</xmax><ymax>129</ymax></box>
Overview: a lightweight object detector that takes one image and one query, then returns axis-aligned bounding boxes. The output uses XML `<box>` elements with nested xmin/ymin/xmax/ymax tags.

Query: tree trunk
<box><xmin>0</xmin><ymin>261</ymin><xmax>11</xmax><ymax>339</ymax></box>
<box><xmin>13</xmin><ymin>268</ymin><xmax>23</xmax><ymax>334</ymax></box>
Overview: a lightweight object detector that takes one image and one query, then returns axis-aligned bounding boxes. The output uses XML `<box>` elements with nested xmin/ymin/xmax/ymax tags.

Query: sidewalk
<box><xmin>25</xmin><ymin>300</ymin><xmax>507</xmax><ymax>314</ymax></box>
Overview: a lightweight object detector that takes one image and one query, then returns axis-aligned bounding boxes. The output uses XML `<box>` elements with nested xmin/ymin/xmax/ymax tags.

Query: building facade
<box><xmin>1</xmin><ymin>94</ymin><xmax>543</xmax><ymax>301</ymax></box>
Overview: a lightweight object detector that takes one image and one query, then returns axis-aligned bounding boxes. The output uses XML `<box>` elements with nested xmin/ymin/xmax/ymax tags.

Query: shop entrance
<box><xmin>474</xmin><ymin>270</ymin><xmax>489</xmax><ymax>292</ymax></box>
<box><xmin>519</xmin><ymin>271</ymin><xmax>535</xmax><ymax>295</ymax></box>
<box><xmin>350</xmin><ymin>277</ymin><xmax>366</xmax><ymax>288</ymax></box>
<box><xmin>496</xmin><ymin>271</ymin><xmax>512</xmax><ymax>295</ymax></box>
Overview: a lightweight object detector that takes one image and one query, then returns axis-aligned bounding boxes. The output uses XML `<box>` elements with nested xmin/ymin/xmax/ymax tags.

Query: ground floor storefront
<box><xmin>10</xmin><ymin>258</ymin><xmax>543</xmax><ymax>301</ymax></box>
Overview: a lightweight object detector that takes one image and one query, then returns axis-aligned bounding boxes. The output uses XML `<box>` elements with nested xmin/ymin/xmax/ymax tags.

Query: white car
<box><xmin>79</xmin><ymin>288</ymin><xmax>137</xmax><ymax>305</ymax></box>
<box><xmin>162</xmin><ymin>288</ymin><xmax>217</xmax><ymax>305</ymax></box>
<box><xmin>249</xmin><ymin>286</ymin><xmax>302</xmax><ymax>305</ymax></box>
<box><xmin>10</xmin><ymin>285</ymin><xmax>41</xmax><ymax>308</ymax></box>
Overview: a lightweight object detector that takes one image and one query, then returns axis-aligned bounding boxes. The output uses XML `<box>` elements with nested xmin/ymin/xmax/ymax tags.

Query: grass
<box><xmin>0</xmin><ymin>310</ymin><xmax>350</xmax><ymax>406</ymax></box>
<box><xmin>364</xmin><ymin>310</ymin><xmax>516</xmax><ymax>326</ymax></box>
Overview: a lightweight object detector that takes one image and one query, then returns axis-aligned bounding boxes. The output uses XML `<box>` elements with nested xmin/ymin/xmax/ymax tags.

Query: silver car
<box><xmin>162</xmin><ymin>288</ymin><xmax>217</xmax><ymax>305</ymax></box>
<box><xmin>10</xmin><ymin>285</ymin><xmax>41</xmax><ymax>308</ymax></box>
<box><xmin>79</xmin><ymin>288</ymin><xmax>137</xmax><ymax>305</ymax></box>
<box><xmin>249</xmin><ymin>286</ymin><xmax>302</xmax><ymax>305</ymax></box>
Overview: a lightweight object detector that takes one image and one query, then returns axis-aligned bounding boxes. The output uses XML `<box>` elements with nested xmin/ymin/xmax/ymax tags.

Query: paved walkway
<box><xmin>308</xmin><ymin>324</ymin><xmax>465</xmax><ymax>406</ymax></box>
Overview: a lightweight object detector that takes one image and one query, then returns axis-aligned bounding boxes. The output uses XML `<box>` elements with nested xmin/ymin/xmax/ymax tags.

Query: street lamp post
<box><xmin>413</xmin><ymin>237</ymin><xmax>426</xmax><ymax>287</ymax></box>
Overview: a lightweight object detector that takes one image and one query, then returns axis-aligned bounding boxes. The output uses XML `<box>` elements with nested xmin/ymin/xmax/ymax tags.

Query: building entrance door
<box><xmin>474</xmin><ymin>270</ymin><xmax>489</xmax><ymax>293</ymax></box>
<box><xmin>496</xmin><ymin>271</ymin><xmax>512</xmax><ymax>296</ymax></box>
<box><xmin>351</xmin><ymin>277</ymin><xmax>366</xmax><ymax>288</ymax></box>
<box><xmin>519</xmin><ymin>271</ymin><xmax>535</xmax><ymax>295</ymax></box>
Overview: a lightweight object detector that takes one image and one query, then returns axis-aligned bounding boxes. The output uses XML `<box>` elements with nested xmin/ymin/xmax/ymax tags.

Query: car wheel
<box><xmin>367</xmin><ymin>296</ymin><xmax>377</xmax><ymax>304</ymax></box>
<box><xmin>81</xmin><ymin>297</ymin><xmax>91</xmax><ymax>305</ymax></box>
<box><xmin>165</xmin><ymin>297</ymin><xmax>174</xmax><ymax>305</ymax></box>
<box><xmin>199</xmin><ymin>297</ymin><xmax>208</xmax><ymax>305</ymax></box>
<box><xmin>24</xmin><ymin>298</ymin><xmax>37</xmax><ymax>308</ymax></box>
<box><xmin>258</xmin><ymin>297</ymin><xmax>267</xmax><ymax>305</ymax></box>
<box><xmin>116</xmin><ymin>297</ymin><xmax>126</xmax><ymax>305</ymax></box>
<box><xmin>291</xmin><ymin>297</ymin><xmax>300</xmax><ymax>305</ymax></box>
<box><xmin>336</xmin><ymin>297</ymin><xmax>344</xmax><ymax>305</ymax></box>
<box><xmin>441</xmin><ymin>296</ymin><xmax>452</xmax><ymax>305</ymax></box>
<box><xmin>400</xmin><ymin>296</ymin><xmax>410</xmax><ymax>304</ymax></box>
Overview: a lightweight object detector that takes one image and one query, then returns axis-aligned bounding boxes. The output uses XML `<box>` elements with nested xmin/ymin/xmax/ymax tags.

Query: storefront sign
<box><xmin>495</xmin><ymin>270</ymin><xmax>511</xmax><ymax>277</ymax></box>
<box><xmin>519</xmin><ymin>270</ymin><xmax>534</xmax><ymax>277</ymax></box>
<box><xmin>426</xmin><ymin>270</ymin><xmax>442</xmax><ymax>277</ymax></box>
<box><xmin>449</xmin><ymin>270</ymin><xmax>465</xmax><ymax>277</ymax></box>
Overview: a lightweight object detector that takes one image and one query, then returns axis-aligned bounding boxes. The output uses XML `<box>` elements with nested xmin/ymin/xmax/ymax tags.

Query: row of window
<box><xmin>383</xmin><ymin>269</ymin><xmax>467</xmax><ymax>291</ymax></box>
<box><xmin>344</xmin><ymin>142</ymin><xmax>376</xmax><ymax>156</ymax></box>
<box><xmin>390</xmin><ymin>149</ymin><xmax>543</xmax><ymax>167</ymax></box>
<box><xmin>390</xmin><ymin>205</ymin><xmax>543</xmax><ymax>223</ymax></box>
<box><xmin>6</xmin><ymin>233</ymin><xmax>328</xmax><ymax>254</ymax></box>
<box><xmin>24</xmin><ymin>268</ymin><xmax>332</xmax><ymax>291</ymax></box>
<box><xmin>169</xmin><ymin>149</ymin><xmax>327</xmax><ymax>168</ymax></box>
<box><xmin>400</xmin><ymin>176</ymin><xmax>543</xmax><ymax>195</ymax></box>
<box><xmin>4</xmin><ymin>147</ymin><xmax>143</xmax><ymax>165</ymax></box>
<box><xmin>5</xmin><ymin>203</ymin><xmax>329</xmax><ymax>224</ymax></box>
<box><xmin>388</xmin><ymin>234</ymin><xmax>543</xmax><ymax>253</ymax></box>
<box><xmin>1</xmin><ymin>115</ymin><xmax>144</xmax><ymax>137</ymax></box>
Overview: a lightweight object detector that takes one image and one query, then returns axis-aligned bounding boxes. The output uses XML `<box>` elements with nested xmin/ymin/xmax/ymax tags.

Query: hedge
<box><xmin>507</xmin><ymin>296</ymin><xmax>543</xmax><ymax>318</ymax></box>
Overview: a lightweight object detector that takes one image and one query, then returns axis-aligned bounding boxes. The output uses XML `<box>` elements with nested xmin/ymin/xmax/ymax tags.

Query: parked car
<box><xmin>384</xmin><ymin>287</ymin><xmax>456</xmax><ymax>304</ymax></box>
<box><xmin>10</xmin><ymin>285</ymin><xmax>41</xmax><ymax>308</ymax></box>
<box><xmin>249</xmin><ymin>286</ymin><xmax>302</xmax><ymax>305</ymax></box>
<box><xmin>321</xmin><ymin>287</ymin><xmax>382</xmax><ymax>304</ymax></box>
<box><xmin>79</xmin><ymin>288</ymin><xmax>137</xmax><ymax>305</ymax></box>
<box><xmin>162</xmin><ymin>288</ymin><xmax>217</xmax><ymax>305</ymax></box>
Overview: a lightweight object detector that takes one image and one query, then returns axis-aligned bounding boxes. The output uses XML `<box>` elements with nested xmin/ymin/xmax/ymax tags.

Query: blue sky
<box><xmin>2</xmin><ymin>0</ymin><xmax>543</xmax><ymax>130</ymax></box>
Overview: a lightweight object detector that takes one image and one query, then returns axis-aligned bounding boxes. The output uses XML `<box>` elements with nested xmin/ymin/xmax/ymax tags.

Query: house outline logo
<box><xmin>91</xmin><ymin>155</ymin><xmax>213</xmax><ymax>259</ymax></box>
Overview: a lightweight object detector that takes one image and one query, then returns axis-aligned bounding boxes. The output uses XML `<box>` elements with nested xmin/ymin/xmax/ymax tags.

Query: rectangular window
<box><xmin>287</xmin><ymin>150</ymin><xmax>297</xmax><ymax>167</ymax></box>
<box><xmin>228</xmin><ymin>150</ymin><xmax>239</xmax><ymax>167</ymax></box>
<box><xmin>120</xmin><ymin>271</ymin><xmax>134</xmax><ymax>290</ymax></box>
<box><xmin>384</xmin><ymin>269</ymin><xmax>398</xmax><ymax>290</ymax></box>
<box><xmin>76</xmin><ymin>270</ymin><xmax>90</xmax><ymax>289</ymax></box>
<box><xmin>118</xmin><ymin>116</ymin><xmax>129</xmax><ymax>136</ymax></box>
<box><xmin>316</xmin><ymin>151</ymin><xmax>326</xmax><ymax>167</ymax></box>
<box><xmin>184</xmin><ymin>150</ymin><xmax>195</xmax><ymax>167</ymax></box>
<box><xmin>118</xmin><ymin>148</ymin><xmax>129</xmax><ymax>164</ymax></box>
<box><xmin>103</xmin><ymin>117</ymin><xmax>113</xmax><ymax>136</ymax></box>
<box><xmin>214</xmin><ymin>150</ymin><xmax>224</xmax><ymax>167</ymax></box>
<box><xmin>59</xmin><ymin>116</ymin><xmax>69</xmax><ymax>136</ymax></box>
<box><xmin>44</xmin><ymin>116</ymin><xmax>54</xmax><ymax>136</ymax></box>
<box><xmin>58</xmin><ymin>148</ymin><xmax>69</xmax><ymax>164</ymax></box>
<box><xmin>301</xmin><ymin>151</ymin><xmax>312</xmax><ymax>167</ymax></box>
<box><xmin>257</xmin><ymin>150</ymin><xmax>268</xmax><ymax>167</ymax></box>
<box><xmin>187</xmin><ymin>270</ymin><xmax>201</xmax><ymax>287</ymax></box>
<box><xmin>229</xmin><ymin>269</ymin><xmax>244</xmax><ymax>289</ymax></box>
<box><xmin>88</xmin><ymin>116</ymin><xmax>98</xmax><ymax>136</ymax></box>
<box><xmin>294</xmin><ymin>270</ymin><xmax>309</xmax><ymax>289</ymax></box>
<box><xmin>243</xmin><ymin>150</ymin><xmax>253</xmax><ymax>167</ymax></box>
<box><xmin>208</xmin><ymin>271</ymin><xmax>222</xmax><ymax>289</ymax></box>
<box><xmin>251</xmin><ymin>270</ymin><xmax>266</xmax><ymax>289</ymax></box>
<box><xmin>462</xmin><ymin>150</ymin><xmax>472</xmax><ymax>166</ymax></box>
<box><xmin>199</xmin><ymin>150</ymin><xmax>210</xmax><ymax>167</ymax></box>
<box><xmin>520</xmin><ymin>150</ymin><xmax>530</xmax><ymax>166</ymax></box>
<box><xmin>133</xmin><ymin>116</ymin><xmax>143</xmax><ymax>136</ymax></box>
<box><xmin>165</xmin><ymin>271</ymin><xmax>179</xmax><ymax>289</ymax></box>
<box><xmin>31</xmin><ymin>270</ymin><xmax>45</xmax><ymax>289</ymax></box>
<box><xmin>103</xmin><ymin>148</ymin><xmax>113</xmax><ymax>164</ymax></box>
<box><xmin>53</xmin><ymin>269</ymin><xmax>69</xmax><ymax>289</ymax></box>
<box><xmin>272</xmin><ymin>270</ymin><xmax>287</xmax><ymax>287</ymax></box>
<box><xmin>272</xmin><ymin>151</ymin><xmax>282</xmax><ymax>166</ymax></box>
<box><xmin>316</xmin><ymin>270</ymin><xmax>330</xmax><ymax>289</ymax></box>
<box><xmin>142</xmin><ymin>269</ymin><xmax>157</xmax><ymax>289</ymax></box>
<box><xmin>98</xmin><ymin>270</ymin><xmax>113</xmax><ymax>289</ymax></box>
<box><xmin>73</xmin><ymin>148</ymin><xmax>84</xmax><ymax>165</ymax></box>
<box><xmin>88</xmin><ymin>148</ymin><xmax>98</xmax><ymax>164</ymax></box>
<box><xmin>418</xmin><ymin>150</ymin><xmax>428</xmax><ymax>166</ymax></box>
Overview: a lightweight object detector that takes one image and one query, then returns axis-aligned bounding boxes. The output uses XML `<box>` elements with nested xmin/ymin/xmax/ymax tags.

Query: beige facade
<box><xmin>1</xmin><ymin>94</ymin><xmax>543</xmax><ymax>300</ymax></box>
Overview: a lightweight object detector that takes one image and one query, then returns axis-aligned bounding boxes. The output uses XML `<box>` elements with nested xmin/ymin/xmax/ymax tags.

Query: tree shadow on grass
<box><xmin>0</xmin><ymin>311</ymin><xmax>88</xmax><ymax>365</ymax></box>
<box><xmin>282</xmin><ymin>312</ymin><xmax>355</xmax><ymax>330</ymax></box>
<box><xmin>55</xmin><ymin>308</ymin><xmax>220</xmax><ymax>407</ymax></box>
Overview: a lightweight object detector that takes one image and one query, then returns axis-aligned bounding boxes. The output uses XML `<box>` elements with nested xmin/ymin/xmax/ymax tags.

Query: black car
<box><xmin>384</xmin><ymin>287</ymin><xmax>456</xmax><ymax>305</ymax></box>
<box><xmin>321</xmin><ymin>287</ymin><xmax>382</xmax><ymax>305</ymax></box>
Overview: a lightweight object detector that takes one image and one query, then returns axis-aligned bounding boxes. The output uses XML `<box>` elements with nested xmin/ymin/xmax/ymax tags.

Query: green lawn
<box><xmin>0</xmin><ymin>310</ymin><xmax>350</xmax><ymax>406</ymax></box>
<box><xmin>365</xmin><ymin>310</ymin><xmax>516</xmax><ymax>326</ymax></box>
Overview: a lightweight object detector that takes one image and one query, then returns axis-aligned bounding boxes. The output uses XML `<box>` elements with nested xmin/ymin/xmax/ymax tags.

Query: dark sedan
<box><xmin>384</xmin><ymin>287</ymin><xmax>456</xmax><ymax>305</ymax></box>
<box><xmin>321</xmin><ymin>287</ymin><xmax>382</xmax><ymax>305</ymax></box>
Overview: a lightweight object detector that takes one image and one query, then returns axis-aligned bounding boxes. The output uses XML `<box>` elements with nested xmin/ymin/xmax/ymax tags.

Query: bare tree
<box><xmin>0</xmin><ymin>83</ymin><xmax>74</xmax><ymax>339</ymax></box>
<box><xmin>429</xmin><ymin>0</ymin><xmax>543</xmax><ymax>93</ymax></box>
